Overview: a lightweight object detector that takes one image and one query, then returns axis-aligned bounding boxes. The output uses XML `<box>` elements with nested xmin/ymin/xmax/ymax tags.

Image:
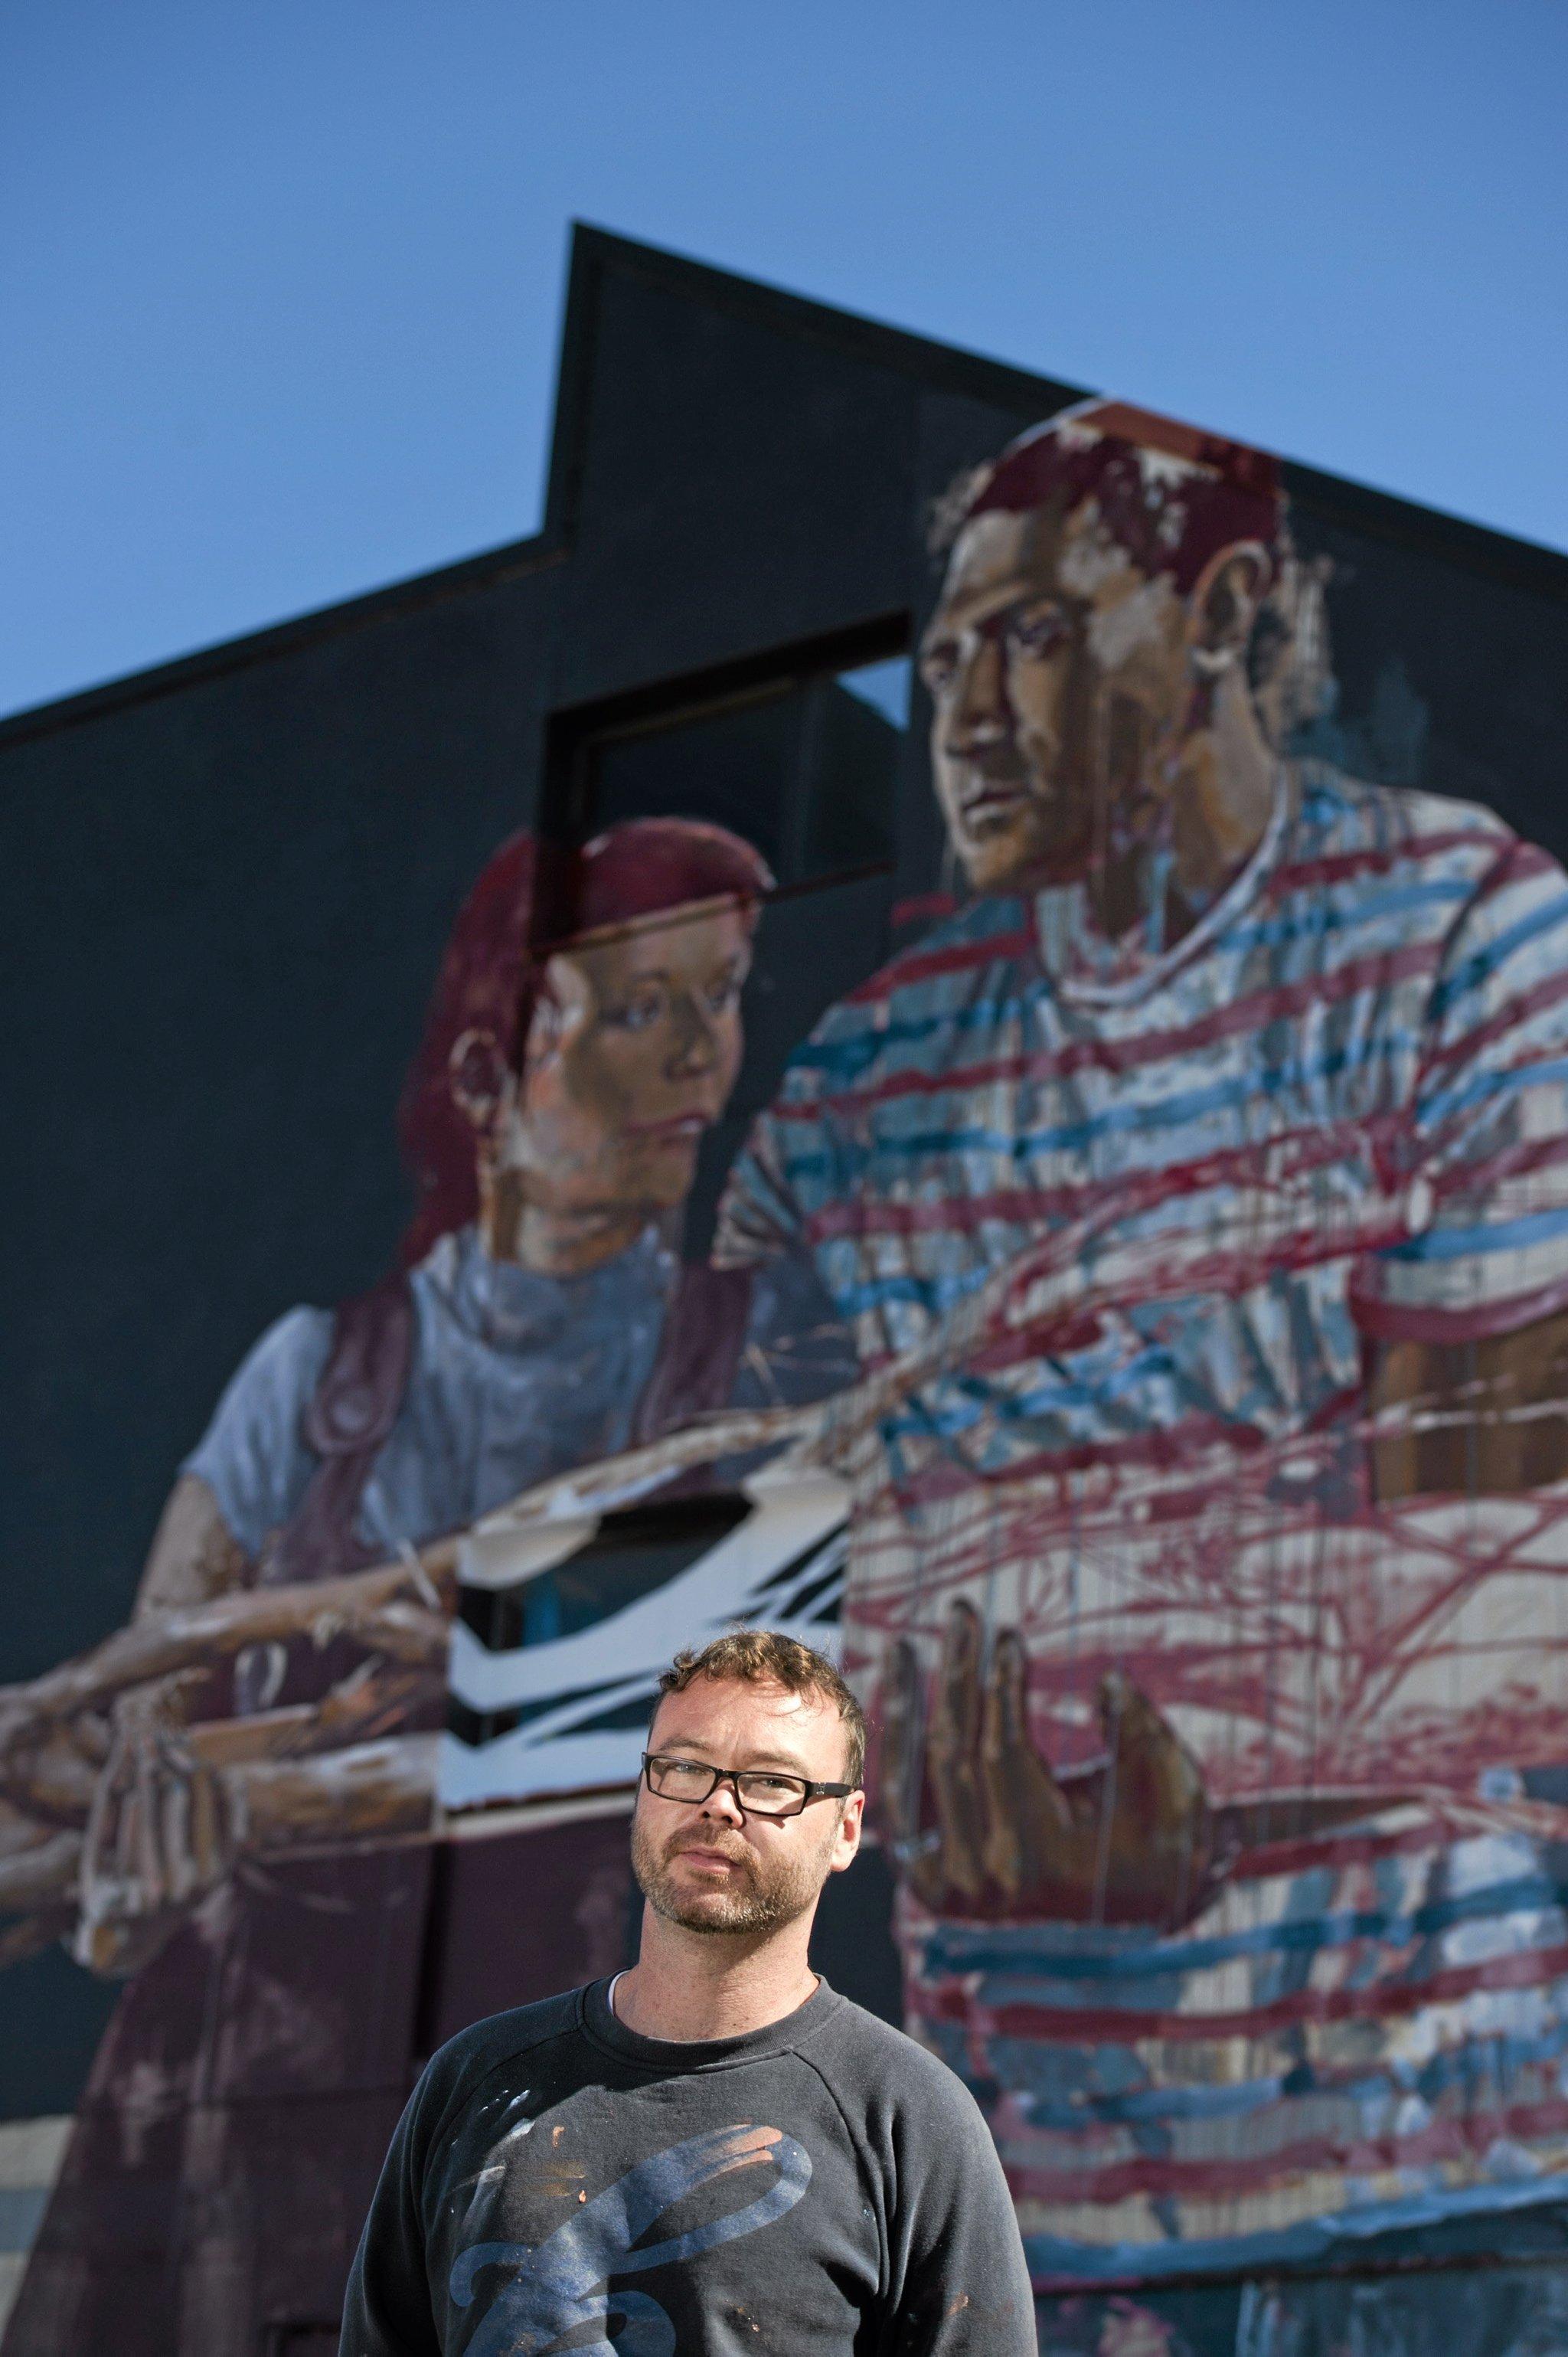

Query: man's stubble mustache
<box><xmin>630</xmin><ymin>1818</ymin><xmax>819</xmax><ymax>1936</ymax></box>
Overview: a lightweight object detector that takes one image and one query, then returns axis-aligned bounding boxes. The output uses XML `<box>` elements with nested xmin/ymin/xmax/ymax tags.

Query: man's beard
<box><xmin>630</xmin><ymin>1813</ymin><xmax>833</xmax><ymax>1937</ymax></box>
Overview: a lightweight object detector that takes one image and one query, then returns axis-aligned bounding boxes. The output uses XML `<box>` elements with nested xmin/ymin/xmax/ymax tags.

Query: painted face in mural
<box><xmin>920</xmin><ymin>414</ymin><xmax>1283</xmax><ymax>937</ymax></box>
<box><xmin>456</xmin><ymin>894</ymin><xmax>752</xmax><ymax>1275</ymax></box>
<box><xmin>923</xmin><ymin>502</ymin><xmax>1187</xmax><ymax>890</ymax></box>
<box><xmin>632</xmin><ymin>1674</ymin><xmax>861</xmax><ymax>1937</ymax></box>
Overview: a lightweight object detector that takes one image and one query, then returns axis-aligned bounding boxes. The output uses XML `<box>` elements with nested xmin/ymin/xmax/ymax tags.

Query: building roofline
<box><xmin>5</xmin><ymin>223</ymin><xmax>1563</xmax><ymax>752</ymax></box>
<box><xmin>0</xmin><ymin>531</ymin><xmax>563</xmax><ymax>753</ymax></box>
<box><xmin>560</xmin><ymin>227</ymin><xmax>1568</xmax><ymax>605</ymax></box>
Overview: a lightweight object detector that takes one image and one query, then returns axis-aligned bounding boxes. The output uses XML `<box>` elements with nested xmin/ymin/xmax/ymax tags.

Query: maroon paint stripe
<box><xmin>810</xmin><ymin>1124</ymin><xmax>1390</xmax><ymax>1249</ymax></box>
<box><xmin>1001</xmin><ymin>2092</ymin><xmax>1568</xmax><ymax>2208</ymax></box>
<box><xmin>1351</xmin><ymin>1264</ymin><xmax>1568</xmax><ymax>1346</ymax></box>
<box><xmin>1420</xmin><ymin>962</ymin><xmax>1568</xmax><ymax>1080</ymax></box>
<box><xmin>1266</xmin><ymin>827</ymin><xmax>1503</xmax><ymax>897</ymax></box>
<box><xmin>1220</xmin><ymin>1813</ymin><xmax>1467</xmax><ymax>1883</ymax></box>
<box><xmin>774</xmin><ymin>944</ymin><xmax>1441</xmax><ymax>1126</ymax></box>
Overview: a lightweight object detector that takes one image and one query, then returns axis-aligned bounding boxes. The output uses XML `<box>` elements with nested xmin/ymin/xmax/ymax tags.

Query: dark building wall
<box><xmin>0</xmin><ymin>551</ymin><xmax>565</xmax><ymax>2111</ymax></box>
<box><xmin>550</xmin><ymin>260</ymin><xmax>919</xmax><ymax>695</ymax></box>
<box><xmin>2</xmin><ymin>555</ymin><xmax>564</xmax><ymax>1690</ymax></box>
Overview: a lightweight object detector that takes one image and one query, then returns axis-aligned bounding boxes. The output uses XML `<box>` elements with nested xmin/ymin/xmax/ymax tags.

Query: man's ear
<box><xmin>830</xmin><ymin>1787</ymin><xmax>866</xmax><ymax>1873</ymax></box>
<box><xmin>1187</xmin><ymin>541</ymin><xmax>1272</xmax><ymax>675</ymax></box>
<box><xmin>448</xmin><ymin>1027</ymin><xmax>513</xmax><ymax>1134</ymax></box>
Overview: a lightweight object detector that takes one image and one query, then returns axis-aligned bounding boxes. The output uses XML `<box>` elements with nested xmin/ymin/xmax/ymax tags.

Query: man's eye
<box><xmin>920</xmin><ymin>641</ymin><xmax>958</xmax><ymax>693</ymax></box>
<box><xmin>706</xmin><ymin>975</ymin><xmax>741</xmax><ymax>1013</ymax></box>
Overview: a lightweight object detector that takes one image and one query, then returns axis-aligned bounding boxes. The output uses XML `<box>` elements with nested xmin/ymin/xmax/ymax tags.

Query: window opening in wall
<box><xmin>546</xmin><ymin>626</ymin><xmax>912</xmax><ymax>920</ymax></box>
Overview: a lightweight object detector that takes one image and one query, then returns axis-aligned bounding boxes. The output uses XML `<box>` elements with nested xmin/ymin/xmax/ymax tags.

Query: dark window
<box><xmin>557</xmin><ymin>643</ymin><xmax>911</xmax><ymax>896</ymax></box>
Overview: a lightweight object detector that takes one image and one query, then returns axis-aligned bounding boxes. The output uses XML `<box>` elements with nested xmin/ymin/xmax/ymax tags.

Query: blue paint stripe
<box><xmin>1382</xmin><ymin>1199</ymin><xmax>1568</xmax><ymax>1264</ymax></box>
<box><xmin>791</xmin><ymin>880</ymin><xmax>1474</xmax><ymax>1087</ymax></box>
<box><xmin>1001</xmin><ymin>2012</ymin><xmax>1568</xmax><ymax>2133</ymax></box>
<box><xmin>786</xmin><ymin>992</ymin><xmax>1026</xmax><ymax>1081</ymax></box>
<box><xmin>781</xmin><ymin>1031</ymin><xmax>1406</xmax><ymax>1198</ymax></box>
<box><xmin>876</xmin><ymin>1345</ymin><xmax>1181</xmax><ymax>1443</ymax></box>
<box><xmin>1217</xmin><ymin>876</ymin><xmax>1473</xmax><ymax>958</ymax></box>
<box><xmin>1016</xmin><ymin>2068</ymin><xmax>1289</xmax><ymax>2132</ymax></box>
<box><xmin>918</xmin><ymin>1870</ymin><xmax>1568</xmax><ymax>1991</ymax></box>
<box><xmin>1431</xmin><ymin>889</ymin><xmax>1568</xmax><ymax>1018</ymax></box>
<box><xmin>1418</xmin><ymin>1053</ymin><xmax>1568</xmax><ymax>1134</ymax></box>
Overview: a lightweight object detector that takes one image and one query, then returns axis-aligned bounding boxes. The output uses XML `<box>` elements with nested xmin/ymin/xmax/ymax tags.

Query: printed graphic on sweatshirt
<box><xmin>449</xmin><ymin>2123</ymin><xmax>812</xmax><ymax>2357</ymax></box>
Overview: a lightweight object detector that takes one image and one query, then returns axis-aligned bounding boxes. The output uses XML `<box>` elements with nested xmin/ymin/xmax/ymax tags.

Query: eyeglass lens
<box><xmin>646</xmin><ymin>1757</ymin><xmax>806</xmax><ymax>1816</ymax></box>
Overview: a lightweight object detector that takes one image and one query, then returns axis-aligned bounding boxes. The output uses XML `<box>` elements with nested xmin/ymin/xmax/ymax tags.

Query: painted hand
<box><xmin>880</xmin><ymin>1600</ymin><xmax>1218</xmax><ymax>1928</ymax></box>
<box><xmin>74</xmin><ymin>1702</ymin><xmax>240</xmax><ymax>1976</ymax></box>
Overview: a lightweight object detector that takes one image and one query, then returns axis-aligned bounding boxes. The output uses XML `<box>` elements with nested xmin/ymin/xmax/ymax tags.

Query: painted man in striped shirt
<box><xmin>715</xmin><ymin>400</ymin><xmax>1568</xmax><ymax>2352</ymax></box>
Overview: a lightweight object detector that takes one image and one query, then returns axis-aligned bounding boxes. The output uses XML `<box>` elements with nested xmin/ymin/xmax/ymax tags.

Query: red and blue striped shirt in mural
<box><xmin>717</xmin><ymin>763</ymin><xmax>1568</xmax><ymax>2277</ymax></box>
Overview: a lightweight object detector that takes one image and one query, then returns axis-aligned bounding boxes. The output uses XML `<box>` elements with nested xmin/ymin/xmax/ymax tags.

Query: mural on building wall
<box><xmin>3</xmin><ymin>391</ymin><xmax>1568</xmax><ymax>2357</ymax></box>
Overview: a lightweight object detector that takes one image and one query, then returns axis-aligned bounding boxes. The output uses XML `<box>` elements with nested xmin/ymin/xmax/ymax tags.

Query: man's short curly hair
<box><xmin>654</xmin><ymin>1630</ymin><xmax>866</xmax><ymax>1790</ymax></box>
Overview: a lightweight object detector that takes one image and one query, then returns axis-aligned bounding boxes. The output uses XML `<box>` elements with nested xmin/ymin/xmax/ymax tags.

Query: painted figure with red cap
<box><xmin>36</xmin><ymin>814</ymin><xmax>847</xmax><ymax>1939</ymax></box>
<box><xmin>717</xmin><ymin>400</ymin><xmax>1568</xmax><ymax>2336</ymax></box>
<box><xmin>141</xmin><ymin>815</ymin><xmax>835</xmax><ymax>1646</ymax></box>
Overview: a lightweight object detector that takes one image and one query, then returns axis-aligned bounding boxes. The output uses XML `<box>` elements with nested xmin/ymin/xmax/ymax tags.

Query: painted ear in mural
<box><xmin>1184</xmin><ymin>541</ymin><xmax>1272</xmax><ymax>680</ymax></box>
<box><xmin>447</xmin><ymin>1025</ymin><xmax>513</xmax><ymax>1136</ymax></box>
<box><xmin>449</xmin><ymin>1023</ymin><xmax>531</xmax><ymax>1263</ymax></box>
<box><xmin>1250</xmin><ymin>533</ymin><xmax>1335</xmax><ymax>748</ymax></box>
<box><xmin>878</xmin><ymin>1603</ymin><xmax>1218</xmax><ymax>1930</ymax></box>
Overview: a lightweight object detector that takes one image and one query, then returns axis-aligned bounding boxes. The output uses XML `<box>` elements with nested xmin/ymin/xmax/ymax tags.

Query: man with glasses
<box><xmin>341</xmin><ymin>1627</ymin><xmax>1034</xmax><ymax>2355</ymax></box>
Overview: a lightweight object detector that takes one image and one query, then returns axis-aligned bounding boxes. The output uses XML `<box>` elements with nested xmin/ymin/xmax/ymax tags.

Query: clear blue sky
<box><xmin>3</xmin><ymin>0</ymin><xmax>1564</xmax><ymax>719</ymax></box>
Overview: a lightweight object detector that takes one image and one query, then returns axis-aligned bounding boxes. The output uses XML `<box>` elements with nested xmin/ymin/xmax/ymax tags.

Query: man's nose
<box><xmin>698</xmin><ymin>1778</ymin><xmax>746</xmax><ymax>1828</ymax></box>
<box><xmin>946</xmin><ymin>634</ymin><xmax>1012</xmax><ymax>755</ymax></box>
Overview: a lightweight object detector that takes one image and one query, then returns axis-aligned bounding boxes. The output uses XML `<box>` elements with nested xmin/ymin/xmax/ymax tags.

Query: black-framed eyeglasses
<box><xmin>641</xmin><ymin>1752</ymin><xmax>858</xmax><ymax>1820</ymax></box>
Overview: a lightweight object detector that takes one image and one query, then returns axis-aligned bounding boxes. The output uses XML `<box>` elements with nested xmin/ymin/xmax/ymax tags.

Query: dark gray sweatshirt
<box><xmin>341</xmin><ymin>1976</ymin><xmax>1035</xmax><ymax>2356</ymax></box>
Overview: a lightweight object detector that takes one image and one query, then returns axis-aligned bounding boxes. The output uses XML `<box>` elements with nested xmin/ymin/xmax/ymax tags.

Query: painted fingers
<box><xmin>74</xmin><ymin>1716</ymin><xmax>240</xmax><ymax>1976</ymax></box>
<box><xmin>880</xmin><ymin>1605</ymin><xmax>1217</xmax><ymax>1927</ymax></box>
